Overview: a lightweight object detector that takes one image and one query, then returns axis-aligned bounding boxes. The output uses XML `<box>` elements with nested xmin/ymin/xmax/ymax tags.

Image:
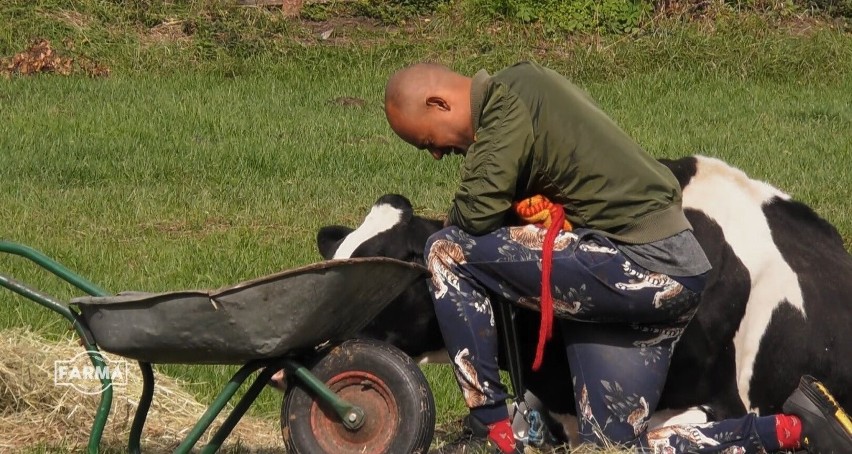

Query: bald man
<box><xmin>384</xmin><ymin>61</ymin><xmax>852</xmax><ymax>454</ymax></box>
<box><xmin>385</xmin><ymin>63</ymin><xmax>474</xmax><ymax>162</ymax></box>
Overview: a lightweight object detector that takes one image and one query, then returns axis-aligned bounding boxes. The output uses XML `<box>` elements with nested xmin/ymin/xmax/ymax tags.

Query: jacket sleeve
<box><xmin>448</xmin><ymin>90</ymin><xmax>534</xmax><ymax>235</ymax></box>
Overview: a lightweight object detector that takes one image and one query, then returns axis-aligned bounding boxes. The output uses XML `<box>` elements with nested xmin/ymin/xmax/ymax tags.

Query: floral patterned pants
<box><xmin>425</xmin><ymin>225</ymin><xmax>780</xmax><ymax>453</ymax></box>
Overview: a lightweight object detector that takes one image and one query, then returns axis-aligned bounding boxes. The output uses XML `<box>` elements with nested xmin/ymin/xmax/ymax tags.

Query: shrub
<box><xmin>803</xmin><ymin>0</ymin><xmax>852</xmax><ymax>16</ymax></box>
<box><xmin>467</xmin><ymin>0</ymin><xmax>654</xmax><ymax>34</ymax></box>
<box><xmin>465</xmin><ymin>0</ymin><xmax>850</xmax><ymax>35</ymax></box>
<box><xmin>298</xmin><ymin>0</ymin><xmax>448</xmax><ymax>24</ymax></box>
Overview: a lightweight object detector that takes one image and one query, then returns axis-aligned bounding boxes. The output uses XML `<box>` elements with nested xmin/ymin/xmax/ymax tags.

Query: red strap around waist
<box><xmin>512</xmin><ymin>196</ymin><xmax>571</xmax><ymax>371</ymax></box>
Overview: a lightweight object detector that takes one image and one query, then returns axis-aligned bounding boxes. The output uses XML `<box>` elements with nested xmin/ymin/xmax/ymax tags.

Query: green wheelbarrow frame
<box><xmin>0</xmin><ymin>240</ymin><xmax>429</xmax><ymax>454</ymax></box>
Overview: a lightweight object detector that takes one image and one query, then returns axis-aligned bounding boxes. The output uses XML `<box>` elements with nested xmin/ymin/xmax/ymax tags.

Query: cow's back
<box><xmin>662</xmin><ymin>155</ymin><xmax>852</xmax><ymax>415</ymax></box>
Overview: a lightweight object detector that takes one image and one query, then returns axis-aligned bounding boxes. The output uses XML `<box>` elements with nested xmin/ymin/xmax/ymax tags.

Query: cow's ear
<box><xmin>317</xmin><ymin>225</ymin><xmax>354</xmax><ymax>260</ymax></box>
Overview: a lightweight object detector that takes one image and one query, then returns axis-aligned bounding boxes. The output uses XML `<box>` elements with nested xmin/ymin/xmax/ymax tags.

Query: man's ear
<box><xmin>425</xmin><ymin>96</ymin><xmax>450</xmax><ymax>111</ymax></box>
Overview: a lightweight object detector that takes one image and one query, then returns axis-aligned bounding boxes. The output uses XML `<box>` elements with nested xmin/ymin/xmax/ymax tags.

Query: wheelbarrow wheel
<box><xmin>281</xmin><ymin>338</ymin><xmax>436</xmax><ymax>454</ymax></box>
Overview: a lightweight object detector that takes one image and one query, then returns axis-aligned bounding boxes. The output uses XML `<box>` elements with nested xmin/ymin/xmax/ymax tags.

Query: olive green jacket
<box><xmin>447</xmin><ymin>61</ymin><xmax>691</xmax><ymax>244</ymax></box>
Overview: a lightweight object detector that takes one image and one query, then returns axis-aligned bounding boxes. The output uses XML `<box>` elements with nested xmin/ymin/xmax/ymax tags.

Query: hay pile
<box><xmin>0</xmin><ymin>328</ymin><xmax>282</xmax><ymax>453</ymax></box>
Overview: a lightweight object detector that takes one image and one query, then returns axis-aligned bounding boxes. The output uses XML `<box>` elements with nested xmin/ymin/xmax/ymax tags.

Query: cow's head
<box><xmin>317</xmin><ymin>194</ymin><xmax>446</xmax><ymax>359</ymax></box>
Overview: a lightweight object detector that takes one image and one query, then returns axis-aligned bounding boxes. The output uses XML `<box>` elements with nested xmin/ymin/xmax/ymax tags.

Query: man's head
<box><xmin>384</xmin><ymin>63</ymin><xmax>475</xmax><ymax>160</ymax></box>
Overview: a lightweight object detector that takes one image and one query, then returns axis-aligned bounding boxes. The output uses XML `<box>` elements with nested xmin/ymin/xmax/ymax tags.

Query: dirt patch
<box><xmin>778</xmin><ymin>14</ymin><xmax>841</xmax><ymax>36</ymax></box>
<box><xmin>51</xmin><ymin>9</ymin><xmax>94</xmax><ymax>29</ymax></box>
<box><xmin>140</xmin><ymin>19</ymin><xmax>194</xmax><ymax>46</ymax></box>
<box><xmin>289</xmin><ymin>15</ymin><xmax>424</xmax><ymax>47</ymax></box>
<box><xmin>329</xmin><ymin>96</ymin><xmax>367</xmax><ymax>107</ymax></box>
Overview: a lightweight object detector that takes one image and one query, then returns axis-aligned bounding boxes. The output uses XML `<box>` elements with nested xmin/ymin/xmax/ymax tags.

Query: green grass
<box><xmin>0</xmin><ymin>67</ymin><xmax>471</xmax><ymax>423</ymax></box>
<box><xmin>1</xmin><ymin>1</ymin><xmax>851</xmax><ymax>451</ymax></box>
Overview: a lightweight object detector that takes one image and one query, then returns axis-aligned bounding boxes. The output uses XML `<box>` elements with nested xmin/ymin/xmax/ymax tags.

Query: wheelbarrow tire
<box><xmin>281</xmin><ymin>338</ymin><xmax>435</xmax><ymax>454</ymax></box>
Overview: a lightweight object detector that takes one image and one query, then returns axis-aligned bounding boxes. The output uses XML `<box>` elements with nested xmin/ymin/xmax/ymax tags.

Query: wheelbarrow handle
<box><xmin>0</xmin><ymin>240</ymin><xmax>109</xmax><ymax>297</ymax></box>
<box><xmin>0</xmin><ymin>272</ymin><xmax>87</xmax><ymax>334</ymax></box>
<box><xmin>0</xmin><ymin>240</ymin><xmax>112</xmax><ymax>454</ymax></box>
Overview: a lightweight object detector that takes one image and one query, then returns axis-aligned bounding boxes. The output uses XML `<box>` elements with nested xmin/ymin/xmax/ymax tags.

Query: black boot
<box><xmin>782</xmin><ymin>375</ymin><xmax>852</xmax><ymax>454</ymax></box>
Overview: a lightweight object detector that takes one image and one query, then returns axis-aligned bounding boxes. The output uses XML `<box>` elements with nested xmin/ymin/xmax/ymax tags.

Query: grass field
<box><xmin>1</xmin><ymin>1</ymin><xmax>851</xmax><ymax>452</ymax></box>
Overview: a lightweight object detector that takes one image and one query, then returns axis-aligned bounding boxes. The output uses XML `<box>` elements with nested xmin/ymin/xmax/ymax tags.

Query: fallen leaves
<box><xmin>3</xmin><ymin>39</ymin><xmax>72</xmax><ymax>76</ymax></box>
<box><xmin>1</xmin><ymin>39</ymin><xmax>110</xmax><ymax>78</ymax></box>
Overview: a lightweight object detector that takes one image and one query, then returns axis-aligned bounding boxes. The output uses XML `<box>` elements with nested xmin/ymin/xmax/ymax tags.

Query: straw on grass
<box><xmin>0</xmin><ymin>328</ymin><xmax>282</xmax><ymax>453</ymax></box>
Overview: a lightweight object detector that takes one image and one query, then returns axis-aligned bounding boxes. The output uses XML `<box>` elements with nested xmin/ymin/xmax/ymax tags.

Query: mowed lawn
<box><xmin>1</xmin><ymin>31</ymin><xmax>851</xmax><ymax>442</ymax></box>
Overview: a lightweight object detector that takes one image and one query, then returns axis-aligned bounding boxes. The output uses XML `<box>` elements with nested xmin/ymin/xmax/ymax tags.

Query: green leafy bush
<box><xmin>466</xmin><ymin>0</ymin><xmax>849</xmax><ymax>35</ymax></box>
<box><xmin>803</xmin><ymin>0</ymin><xmax>852</xmax><ymax>16</ymax></box>
<box><xmin>299</xmin><ymin>0</ymin><xmax>448</xmax><ymax>24</ymax></box>
<box><xmin>468</xmin><ymin>0</ymin><xmax>654</xmax><ymax>34</ymax></box>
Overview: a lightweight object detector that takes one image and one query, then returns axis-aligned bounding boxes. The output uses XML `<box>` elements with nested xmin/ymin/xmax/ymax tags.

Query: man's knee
<box><xmin>424</xmin><ymin>226</ymin><xmax>464</xmax><ymax>263</ymax></box>
<box><xmin>424</xmin><ymin>227</ymin><xmax>467</xmax><ymax>301</ymax></box>
<box><xmin>426</xmin><ymin>225</ymin><xmax>459</xmax><ymax>250</ymax></box>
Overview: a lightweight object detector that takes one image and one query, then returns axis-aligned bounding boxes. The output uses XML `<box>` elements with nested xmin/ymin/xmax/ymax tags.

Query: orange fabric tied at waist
<box><xmin>513</xmin><ymin>195</ymin><xmax>572</xmax><ymax>231</ymax></box>
<box><xmin>511</xmin><ymin>195</ymin><xmax>572</xmax><ymax>372</ymax></box>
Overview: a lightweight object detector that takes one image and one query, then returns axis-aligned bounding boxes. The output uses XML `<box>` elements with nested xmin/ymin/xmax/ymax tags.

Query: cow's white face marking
<box><xmin>332</xmin><ymin>204</ymin><xmax>403</xmax><ymax>259</ymax></box>
<box><xmin>683</xmin><ymin>156</ymin><xmax>805</xmax><ymax>412</ymax></box>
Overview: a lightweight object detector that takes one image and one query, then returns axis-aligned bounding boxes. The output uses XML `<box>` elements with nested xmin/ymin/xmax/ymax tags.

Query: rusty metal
<box><xmin>310</xmin><ymin>371</ymin><xmax>398</xmax><ymax>453</ymax></box>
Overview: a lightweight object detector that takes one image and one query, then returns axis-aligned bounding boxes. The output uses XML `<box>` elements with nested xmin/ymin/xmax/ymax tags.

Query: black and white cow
<box><xmin>318</xmin><ymin>199</ymin><xmax>446</xmax><ymax>358</ymax></box>
<box><xmin>317</xmin><ymin>155</ymin><xmax>852</xmax><ymax>442</ymax></box>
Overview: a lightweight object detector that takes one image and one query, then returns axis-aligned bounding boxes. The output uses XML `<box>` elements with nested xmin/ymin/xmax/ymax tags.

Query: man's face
<box><xmin>387</xmin><ymin>103</ymin><xmax>472</xmax><ymax>160</ymax></box>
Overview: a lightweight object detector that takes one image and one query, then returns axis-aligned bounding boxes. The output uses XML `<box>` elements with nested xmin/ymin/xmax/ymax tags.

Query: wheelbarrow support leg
<box><xmin>128</xmin><ymin>362</ymin><xmax>154</xmax><ymax>454</ymax></box>
<box><xmin>173</xmin><ymin>361</ymin><xmax>266</xmax><ymax>454</ymax></box>
<box><xmin>201</xmin><ymin>364</ymin><xmax>280</xmax><ymax>454</ymax></box>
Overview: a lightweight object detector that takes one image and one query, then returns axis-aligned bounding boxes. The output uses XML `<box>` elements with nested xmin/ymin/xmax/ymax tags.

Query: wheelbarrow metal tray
<box><xmin>70</xmin><ymin>257</ymin><xmax>430</xmax><ymax>364</ymax></box>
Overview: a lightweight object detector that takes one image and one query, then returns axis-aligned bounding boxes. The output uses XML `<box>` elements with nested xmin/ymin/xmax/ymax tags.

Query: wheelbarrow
<box><xmin>0</xmin><ymin>240</ymin><xmax>436</xmax><ymax>454</ymax></box>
